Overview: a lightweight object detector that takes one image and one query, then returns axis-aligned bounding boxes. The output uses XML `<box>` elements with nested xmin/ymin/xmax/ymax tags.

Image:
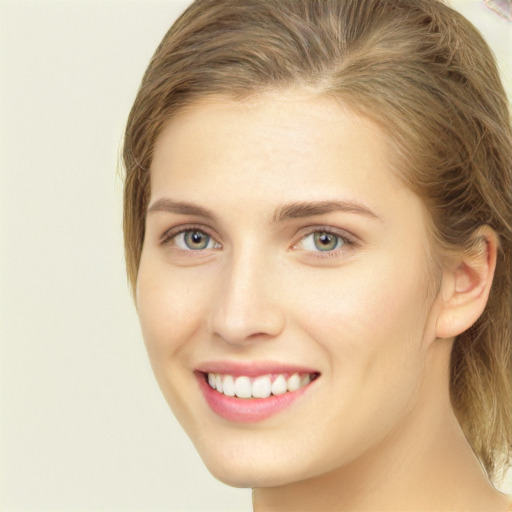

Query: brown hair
<box><xmin>123</xmin><ymin>0</ymin><xmax>512</xmax><ymax>481</ymax></box>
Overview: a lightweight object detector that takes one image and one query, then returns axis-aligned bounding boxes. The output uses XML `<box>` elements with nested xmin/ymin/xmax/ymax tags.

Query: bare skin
<box><xmin>253</xmin><ymin>340</ymin><xmax>509</xmax><ymax>511</ymax></box>
<box><xmin>137</xmin><ymin>89</ymin><xmax>510</xmax><ymax>511</ymax></box>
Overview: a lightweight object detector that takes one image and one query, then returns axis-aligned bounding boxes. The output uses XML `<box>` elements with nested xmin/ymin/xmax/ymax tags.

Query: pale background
<box><xmin>0</xmin><ymin>1</ymin><xmax>510</xmax><ymax>511</ymax></box>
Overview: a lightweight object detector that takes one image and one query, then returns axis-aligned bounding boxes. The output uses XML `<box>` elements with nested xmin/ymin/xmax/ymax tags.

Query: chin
<box><xmin>196</xmin><ymin>442</ymin><xmax>320</xmax><ymax>489</ymax></box>
<box><xmin>207</xmin><ymin>463</ymin><xmax>298</xmax><ymax>489</ymax></box>
<box><xmin>209</xmin><ymin>469</ymin><xmax>263</xmax><ymax>489</ymax></box>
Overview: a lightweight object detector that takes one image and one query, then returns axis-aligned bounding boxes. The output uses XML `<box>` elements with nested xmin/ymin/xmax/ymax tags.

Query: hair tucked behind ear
<box><xmin>123</xmin><ymin>0</ymin><xmax>512</xmax><ymax>481</ymax></box>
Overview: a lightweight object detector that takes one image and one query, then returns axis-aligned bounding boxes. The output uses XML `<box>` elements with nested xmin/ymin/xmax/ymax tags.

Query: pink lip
<box><xmin>194</xmin><ymin>361</ymin><xmax>320</xmax><ymax>423</ymax></box>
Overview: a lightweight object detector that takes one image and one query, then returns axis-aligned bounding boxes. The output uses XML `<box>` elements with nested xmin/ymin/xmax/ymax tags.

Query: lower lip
<box><xmin>196</xmin><ymin>373</ymin><xmax>315</xmax><ymax>423</ymax></box>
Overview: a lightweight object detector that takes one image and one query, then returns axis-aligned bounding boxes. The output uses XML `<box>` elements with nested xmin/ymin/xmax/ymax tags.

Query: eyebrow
<box><xmin>272</xmin><ymin>200</ymin><xmax>382</xmax><ymax>223</ymax></box>
<box><xmin>147</xmin><ymin>198</ymin><xmax>382</xmax><ymax>223</ymax></box>
<box><xmin>147</xmin><ymin>198</ymin><xmax>217</xmax><ymax>221</ymax></box>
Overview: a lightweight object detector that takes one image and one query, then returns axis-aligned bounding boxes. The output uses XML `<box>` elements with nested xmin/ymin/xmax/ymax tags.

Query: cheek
<box><xmin>292</xmin><ymin>255</ymin><xmax>431</xmax><ymax>402</ymax></box>
<box><xmin>297</xmin><ymin>260</ymin><xmax>427</xmax><ymax>342</ymax></box>
<box><xmin>135</xmin><ymin>257</ymin><xmax>208</xmax><ymax>364</ymax></box>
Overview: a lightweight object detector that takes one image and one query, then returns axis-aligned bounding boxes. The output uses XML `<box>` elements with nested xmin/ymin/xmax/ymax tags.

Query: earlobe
<box><xmin>435</xmin><ymin>227</ymin><xmax>498</xmax><ymax>340</ymax></box>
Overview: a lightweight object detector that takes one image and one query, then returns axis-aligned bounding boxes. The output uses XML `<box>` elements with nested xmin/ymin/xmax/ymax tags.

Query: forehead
<box><xmin>149</xmin><ymin>89</ymin><xmax>411</xmax><ymax>220</ymax></box>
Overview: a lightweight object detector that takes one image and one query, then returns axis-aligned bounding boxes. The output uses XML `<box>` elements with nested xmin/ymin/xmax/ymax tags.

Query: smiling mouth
<box><xmin>195</xmin><ymin>368</ymin><xmax>321</xmax><ymax>422</ymax></box>
<box><xmin>201</xmin><ymin>371</ymin><xmax>320</xmax><ymax>399</ymax></box>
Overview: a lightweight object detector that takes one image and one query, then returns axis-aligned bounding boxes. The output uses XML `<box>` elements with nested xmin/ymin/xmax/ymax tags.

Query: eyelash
<box><xmin>294</xmin><ymin>227</ymin><xmax>356</xmax><ymax>258</ymax></box>
<box><xmin>160</xmin><ymin>225</ymin><xmax>357</xmax><ymax>257</ymax></box>
<box><xmin>160</xmin><ymin>224</ymin><xmax>220</xmax><ymax>251</ymax></box>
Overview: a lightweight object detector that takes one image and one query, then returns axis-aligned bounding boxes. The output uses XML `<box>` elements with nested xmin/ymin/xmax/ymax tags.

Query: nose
<box><xmin>208</xmin><ymin>249</ymin><xmax>286</xmax><ymax>346</ymax></box>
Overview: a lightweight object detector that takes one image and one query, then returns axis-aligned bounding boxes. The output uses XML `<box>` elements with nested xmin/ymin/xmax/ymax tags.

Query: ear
<box><xmin>435</xmin><ymin>226</ymin><xmax>498</xmax><ymax>339</ymax></box>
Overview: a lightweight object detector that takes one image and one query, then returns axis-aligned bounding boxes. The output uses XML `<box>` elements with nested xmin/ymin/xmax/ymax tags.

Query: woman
<box><xmin>122</xmin><ymin>0</ymin><xmax>512</xmax><ymax>510</ymax></box>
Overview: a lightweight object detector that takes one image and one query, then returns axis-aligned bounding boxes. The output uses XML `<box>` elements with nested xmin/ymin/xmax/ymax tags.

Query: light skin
<box><xmin>136</xmin><ymin>89</ymin><xmax>508</xmax><ymax>511</ymax></box>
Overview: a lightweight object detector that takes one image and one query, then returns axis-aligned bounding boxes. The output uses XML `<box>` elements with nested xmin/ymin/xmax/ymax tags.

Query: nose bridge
<box><xmin>209</xmin><ymin>242</ymin><xmax>285</xmax><ymax>345</ymax></box>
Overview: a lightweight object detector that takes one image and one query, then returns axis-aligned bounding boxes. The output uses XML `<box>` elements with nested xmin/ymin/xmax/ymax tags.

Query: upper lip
<box><xmin>195</xmin><ymin>360</ymin><xmax>320</xmax><ymax>377</ymax></box>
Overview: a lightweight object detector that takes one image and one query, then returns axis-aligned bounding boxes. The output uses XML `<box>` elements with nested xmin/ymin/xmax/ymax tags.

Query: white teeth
<box><xmin>215</xmin><ymin>374</ymin><xmax>223</xmax><ymax>393</ymax></box>
<box><xmin>222</xmin><ymin>375</ymin><xmax>236</xmax><ymax>397</ymax></box>
<box><xmin>287</xmin><ymin>373</ymin><xmax>301</xmax><ymax>392</ymax></box>
<box><xmin>252</xmin><ymin>375</ymin><xmax>272</xmax><ymax>398</ymax></box>
<box><xmin>206</xmin><ymin>372</ymin><xmax>316</xmax><ymax>398</ymax></box>
<box><xmin>271</xmin><ymin>374</ymin><xmax>287</xmax><ymax>395</ymax></box>
<box><xmin>235</xmin><ymin>376</ymin><xmax>252</xmax><ymax>398</ymax></box>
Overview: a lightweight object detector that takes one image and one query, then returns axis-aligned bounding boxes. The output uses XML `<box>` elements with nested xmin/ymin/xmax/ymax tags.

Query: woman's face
<box><xmin>137</xmin><ymin>90</ymin><xmax>442</xmax><ymax>487</ymax></box>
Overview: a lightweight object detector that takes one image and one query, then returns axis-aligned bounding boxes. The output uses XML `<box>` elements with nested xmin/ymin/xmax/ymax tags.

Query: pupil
<box><xmin>314</xmin><ymin>232</ymin><xmax>338</xmax><ymax>251</ymax></box>
<box><xmin>185</xmin><ymin>230</ymin><xmax>208</xmax><ymax>249</ymax></box>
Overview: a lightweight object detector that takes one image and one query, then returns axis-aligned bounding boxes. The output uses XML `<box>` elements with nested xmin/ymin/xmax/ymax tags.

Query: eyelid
<box><xmin>293</xmin><ymin>226</ymin><xmax>358</xmax><ymax>246</ymax></box>
<box><xmin>160</xmin><ymin>224</ymin><xmax>221</xmax><ymax>248</ymax></box>
<box><xmin>159</xmin><ymin>223</ymin><xmax>359</xmax><ymax>258</ymax></box>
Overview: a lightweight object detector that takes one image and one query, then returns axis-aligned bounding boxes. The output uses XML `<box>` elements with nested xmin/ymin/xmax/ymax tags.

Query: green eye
<box><xmin>300</xmin><ymin>231</ymin><xmax>346</xmax><ymax>252</ymax></box>
<box><xmin>313</xmin><ymin>232</ymin><xmax>342</xmax><ymax>251</ymax></box>
<box><xmin>184</xmin><ymin>230</ymin><xmax>210</xmax><ymax>250</ymax></box>
<box><xmin>174</xmin><ymin>230</ymin><xmax>217</xmax><ymax>250</ymax></box>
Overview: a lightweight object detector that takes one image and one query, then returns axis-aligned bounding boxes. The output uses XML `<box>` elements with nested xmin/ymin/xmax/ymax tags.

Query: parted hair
<box><xmin>123</xmin><ymin>0</ymin><xmax>512</xmax><ymax>481</ymax></box>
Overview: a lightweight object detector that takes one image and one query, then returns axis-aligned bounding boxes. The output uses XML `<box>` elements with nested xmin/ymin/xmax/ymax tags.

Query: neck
<box><xmin>252</xmin><ymin>342</ymin><xmax>508</xmax><ymax>512</ymax></box>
